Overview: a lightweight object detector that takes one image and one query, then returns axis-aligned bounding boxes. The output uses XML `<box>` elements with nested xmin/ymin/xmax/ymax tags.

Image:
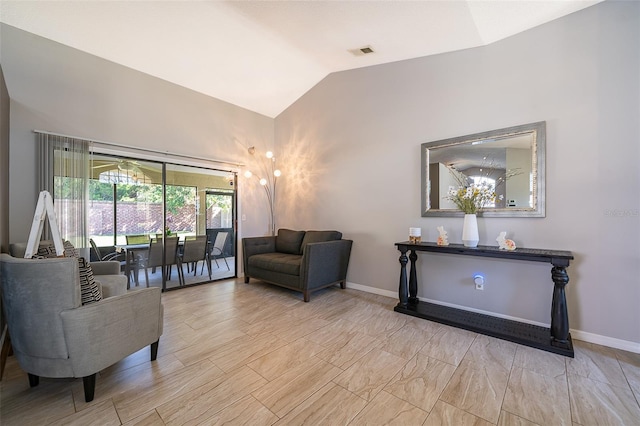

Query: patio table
<box><xmin>116</xmin><ymin>243</ymin><xmax>149</xmax><ymax>288</ymax></box>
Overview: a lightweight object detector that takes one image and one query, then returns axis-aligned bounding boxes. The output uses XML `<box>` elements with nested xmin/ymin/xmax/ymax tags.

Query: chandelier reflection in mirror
<box><xmin>244</xmin><ymin>147</ymin><xmax>281</xmax><ymax>235</ymax></box>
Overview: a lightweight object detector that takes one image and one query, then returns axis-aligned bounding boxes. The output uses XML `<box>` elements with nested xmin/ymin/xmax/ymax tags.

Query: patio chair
<box><xmin>89</xmin><ymin>238</ymin><xmax>123</xmax><ymax>262</ymax></box>
<box><xmin>126</xmin><ymin>234</ymin><xmax>151</xmax><ymax>245</ymax></box>
<box><xmin>89</xmin><ymin>238</ymin><xmax>140</xmax><ymax>288</ymax></box>
<box><xmin>178</xmin><ymin>235</ymin><xmax>210</xmax><ymax>284</ymax></box>
<box><xmin>125</xmin><ymin>235</ymin><xmax>151</xmax><ymax>285</ymax></box>
<box><xmin>207</xmin><ymin>231</ymin><xmax>230</xmax><ymax>271</ymax></box>
<box><xmin>140</xmin><ymin>237</ymin><xmax>180</xmax><ymax>286</ymax></box>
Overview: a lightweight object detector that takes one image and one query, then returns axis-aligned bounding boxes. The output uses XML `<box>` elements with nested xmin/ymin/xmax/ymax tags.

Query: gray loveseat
<box><xmin>242</xmin><ymin>229</ymin><xmax>353</xmax><ymax>302</ymax></box>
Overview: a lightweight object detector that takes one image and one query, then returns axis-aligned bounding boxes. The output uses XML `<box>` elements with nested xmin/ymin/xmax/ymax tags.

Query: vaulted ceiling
<box><xmin>0</xmin><ymin>1</ymin><xmax>602</xmax><ymax>117</ymax></box>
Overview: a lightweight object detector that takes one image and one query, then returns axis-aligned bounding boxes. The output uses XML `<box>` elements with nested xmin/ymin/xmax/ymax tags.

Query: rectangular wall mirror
<box><xmin>422</xmin><ymin>121</ymin><xmax>546</xmax><ymax>217</ymax></box>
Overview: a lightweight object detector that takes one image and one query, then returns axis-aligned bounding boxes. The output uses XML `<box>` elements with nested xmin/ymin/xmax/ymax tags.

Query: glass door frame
<box><xmin>205</xmin><ymin>189</ymin><xmax>237</xmax><ymax>271</ymax></box>
<box><xmin>88</xmin><ymin>151</ymin><xmax>238</xmax><ymax>291</ymax></box>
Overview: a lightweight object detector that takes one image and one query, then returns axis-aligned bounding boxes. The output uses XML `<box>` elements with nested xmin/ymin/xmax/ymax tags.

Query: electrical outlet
<box><xmin>474</xmin><ymin>274</ymin><xmax>484</xmax><ymax>291</ymax></box>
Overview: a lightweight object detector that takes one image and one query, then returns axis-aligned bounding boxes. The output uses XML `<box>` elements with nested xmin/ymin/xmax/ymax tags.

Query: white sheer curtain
<box><xmin>37</xmin><ymin>132</ymin><xmax>90</xmax><ymax>250</ymax></box>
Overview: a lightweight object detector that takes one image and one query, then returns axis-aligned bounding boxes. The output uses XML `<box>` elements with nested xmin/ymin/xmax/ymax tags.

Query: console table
<box><xmin>395</xmin><ymin>242</ymin><xmax>575</xmax><ymax>357</ymax></box>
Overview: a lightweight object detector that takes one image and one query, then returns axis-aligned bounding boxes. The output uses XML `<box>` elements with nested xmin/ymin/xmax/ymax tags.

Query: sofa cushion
<box><xmin>94</xmin><ymin>274</ymin><xmax>127</xmax><ymax>298</ymax></box>
<box><xmin>301</xmin><ymin>230</ymin><xmax>342</xmax><ymax>252</ymax></box>
<box><xmin>248</xmin><ymin>252</ymin><xmax>302</xmax><ymax>276</ymax></box>
<box><xmin>275</xmin><ymin>229</ymin><xmax>306</xmax><ymax>255</ymax></box>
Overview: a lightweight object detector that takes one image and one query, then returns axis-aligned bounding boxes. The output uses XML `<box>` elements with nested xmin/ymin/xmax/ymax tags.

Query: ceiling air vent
<box><xmin>349</xmin><ymin>45</ymin><xmax>375</xmax><ymax>56</ymax></box>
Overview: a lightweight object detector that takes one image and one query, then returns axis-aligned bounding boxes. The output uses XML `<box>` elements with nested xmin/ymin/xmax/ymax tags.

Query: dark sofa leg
<box><xmin>340</xmin><ymin>281</ymin><xmax>346</xmax><ymax>289</ymax></box>
<box><xmin>151</xmin><ymin>340</ymin><xmax>159</xmax><ymax>361</ymax></box>
<box><xmin>83</xmin><ymin>374</ymin><xmax>96</xmax><ymax>402</ymax></box>
<box><xmin>303</xmin><ymin>291</ymin><xmax>310</xmax><ymax>302</ymax></box>
<box><xmin>28</xmin><ymin>373</ymin><xmax>39</xmax><ymax>387</ymax></box>
<box><xmin>244</xmin><ymin>276</ymin><xmax>250</xmax><ymax>284</ymax></box>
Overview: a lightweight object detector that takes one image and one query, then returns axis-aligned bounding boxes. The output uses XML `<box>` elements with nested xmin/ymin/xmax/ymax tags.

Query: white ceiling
<box><xmin>0</xmin><ymin>0</ymin><xmax>602</xmax><ymax>118</ymax></box>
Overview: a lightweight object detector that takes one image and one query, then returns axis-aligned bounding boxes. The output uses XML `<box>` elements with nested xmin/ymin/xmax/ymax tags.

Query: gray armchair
<box><xmin>9</xmin><ymin>241</ymin><xmax>127</xmax><ymax>298</ymax></box>
<box><xmin>0</xmin><ymin>254</ymin><xmax>164</xmax><ymax>402</ymax></box>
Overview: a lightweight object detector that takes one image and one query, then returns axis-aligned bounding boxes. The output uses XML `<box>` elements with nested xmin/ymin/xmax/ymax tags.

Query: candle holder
<box><xmin>409</xmin><ymin>227</ymin><xmax>422</xmax><ymax>244</ymax></box>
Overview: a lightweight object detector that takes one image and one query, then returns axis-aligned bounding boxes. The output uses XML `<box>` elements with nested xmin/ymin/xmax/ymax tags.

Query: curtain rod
<box><xmin>33</xmin><ymin>129</ymin><xmax>245</xmax><ymax>169</ymax></box>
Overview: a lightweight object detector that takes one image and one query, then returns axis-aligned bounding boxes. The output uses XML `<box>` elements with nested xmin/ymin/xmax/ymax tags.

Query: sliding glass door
<box><xmin>205</xmin><ymin>191</ymin><xmax>235</xmax><ymax>270</ymax></box>
<box><xmin>164</xmin><ymin>164</ymin><xmax>236</xmax><ymax>288</ymax></box>
<box><xmin>89</xmin><ymin>157</ymin><xmax>163</xmax><ymax>245</ymax></box>
<box><xmin>88</xmin><ymin>153</ymin><xmax>236</xmax><ymax>290</ymax></box>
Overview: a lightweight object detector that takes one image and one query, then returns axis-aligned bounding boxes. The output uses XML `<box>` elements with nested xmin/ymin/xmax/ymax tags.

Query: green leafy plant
<box><xmin>446</xmin><ymin>184</ymin><xmax>499</xmax><ymax>214</ymax></box>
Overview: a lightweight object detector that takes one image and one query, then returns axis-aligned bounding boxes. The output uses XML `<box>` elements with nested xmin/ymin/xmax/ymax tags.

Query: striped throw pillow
<box><xmin>77</xmin><ymin>257</ymin><xmax>102</xmax><ymax>305</ymax></box>
<box><xmin>36</xmin><ymin>240</ymin><xmax>79</xmax><ymax>258</ymax></box>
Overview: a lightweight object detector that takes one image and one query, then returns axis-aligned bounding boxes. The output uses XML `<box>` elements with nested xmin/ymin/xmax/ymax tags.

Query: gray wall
<box><xmin>0</xmin><ymin>65</ymin><xmax>9</xmax><ymax>253</ymax></box>
<box><xmin>1</xmin><ymin>24</ymin><xmax>275</xmax><ymax>244</ymax></box>
<box><xmin>2</xmin><ymin>2</ymin><xmax>638</xmax><ymax>349</ymax></box>
<box><xmin>275</xmin><ymin>1</ymin><xmax>640</xmax><ymax>347</ymax></box>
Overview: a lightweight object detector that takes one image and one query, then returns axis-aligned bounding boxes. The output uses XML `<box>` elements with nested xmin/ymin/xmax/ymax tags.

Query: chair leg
<box><xmin>133</xmin><ymin>258</ymin><xmax>140</xmax><ymax>286</ymax></box>
<box><xmin>303</xmin><ymin>291</ymin><xmax>310</xmax><ymax>303</ymax></box>
<box><xmin>151</xmin><ymin>340</ymin><xmax>159</xmax><ymax>361</ymax></box>
<box><xmin>177</xmin><ymin>262</ymin><xmax>185</xmax><ymax>286</ymax></box>
<box><xmin>340</xmin><ymin>281</ymin><xmax>346</xmax><ymax>289</ymax></box>
<box><xmin>28</xmin><ymin>373</ymin><xmax>39</xmax><ymax>387</ymax></box>
<box><xmin>144</xmin><ymin>267</ymin><xmax>150</xmax><ymax>288</ymax></box>
<box><xmin>205</xmin><ymin>252</ymin><xmax>213</xmax><ymax>274</ymax></box>
<box><xmin>201</xmin><ymin>256</ymin><xmax>208</xmax><ymax>275</ymax></box>
<box><xmin>83</xmin><ymin>373</ymin><xmax>96</xmax><ymax>402</ymax></box>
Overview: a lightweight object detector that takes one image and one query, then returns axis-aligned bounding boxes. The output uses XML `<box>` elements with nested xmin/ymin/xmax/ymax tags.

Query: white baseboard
<box><xmin>346</xmin><ymin>281</ymin><xmax>397</xmax><ymax>299</ymax></box>
<box><xmin>569</xmin><ymin>329</ymin><xmax>640</xmax><ymax>354</ymax></box>
<box><xmin>345</xmin><ymin>282</ymin><xmax>640</xmax><ymax>354</ymax></box>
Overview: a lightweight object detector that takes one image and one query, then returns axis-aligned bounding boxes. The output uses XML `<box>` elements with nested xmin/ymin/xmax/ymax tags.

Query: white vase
<box><xmin>462</xmin><ymin>214</ymin><xmax>479</xmax><ymax>247</ymax></box>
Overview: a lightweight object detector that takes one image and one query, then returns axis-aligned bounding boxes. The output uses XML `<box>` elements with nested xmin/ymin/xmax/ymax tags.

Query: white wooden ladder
<box><xmin>24</xmin><ymin>191</ymin><xmax>64</xmax><ymax>258</ymax></box>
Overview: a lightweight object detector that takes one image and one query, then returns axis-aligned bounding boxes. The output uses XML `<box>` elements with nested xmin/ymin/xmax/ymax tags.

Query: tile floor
<box><xmin>1</xmin><ymin>279</ymin><xmax>639</xmax><ymax>425</ymax></box>
<box><xmin>128</xmin><ymin>258</ymin><xmax>236</xmax><ymax>290</ymax></box>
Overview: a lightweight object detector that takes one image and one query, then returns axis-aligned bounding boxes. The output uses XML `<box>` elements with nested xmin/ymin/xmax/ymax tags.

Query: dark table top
<box><xmin>395</xmin><ymin>241</ymin><xmax>573</xmax><ymax>266</ymax></box>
